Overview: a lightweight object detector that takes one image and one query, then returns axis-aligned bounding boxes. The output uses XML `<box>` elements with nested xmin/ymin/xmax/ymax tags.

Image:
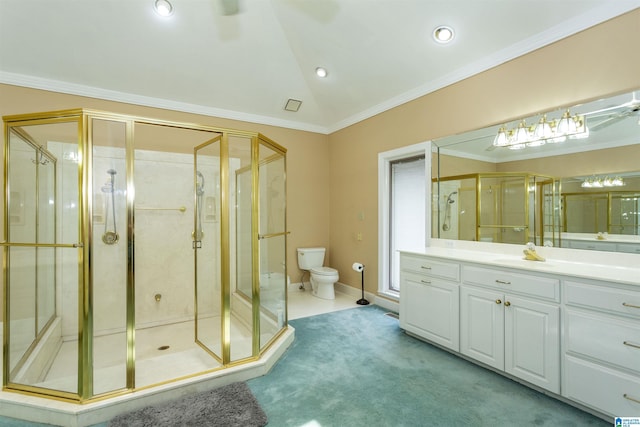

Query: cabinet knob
<box><xmin>495</xmin><ymin>299</ymin><xmax>502</xmax><ymax>304</ymax></box>
<box><xmin>504</xmin><ymin>301</ymin><xmax>511</xmax><ymax>307</ymax></box>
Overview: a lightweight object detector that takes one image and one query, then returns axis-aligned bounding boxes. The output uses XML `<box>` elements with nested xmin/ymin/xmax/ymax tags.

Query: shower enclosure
<box><xmin>2</xmin><ymin>109</ymin><xmax>288</xmax><ymax>402</ymax></box>
<box><xmin>433</xmin><ymin>173</ymin><xmax>560</xmax><ymax>246</ymax></box>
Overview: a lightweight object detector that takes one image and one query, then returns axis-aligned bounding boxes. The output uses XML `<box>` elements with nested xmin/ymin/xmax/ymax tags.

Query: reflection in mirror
<box><xmin>433</xmin><ymin>173</ymin><xmax>560</xmax><ymax>247</ymax></box>
<box><xmin>432</xmin><ymin>89</ymin><xmax>640</xmax><ymax>254</ymax></box>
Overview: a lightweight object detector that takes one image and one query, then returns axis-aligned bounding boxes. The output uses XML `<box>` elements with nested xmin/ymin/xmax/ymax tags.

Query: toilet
<box><xmin>297</xmin><ymin>247</ymin><xmax>339</xmax><ymax>300</ymax></box>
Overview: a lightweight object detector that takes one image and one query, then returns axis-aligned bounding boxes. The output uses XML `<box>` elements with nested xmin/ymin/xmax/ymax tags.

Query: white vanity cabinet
<box><xmin>399</xmin><ymin>253</ymin><xmax>460</xmax><ymax>351</ymax></box>
<box><xmin>460</xmin><ymin>266</ymin><xmax>560</xmax><ymax>393</ymax></box>
<box><xmin>562</xmin><ymin>279</ymin><xmax>640</xmax><ymax>417</ymax></box>
<box><xmin>399</xmin><ymin>248</ymin><xmax>640</xmax><ymax>419</ymax></box>
<box><xmin>617</xmin><ymin>242</ymin><xmax>640</xmax><ymax>254</ymax></box>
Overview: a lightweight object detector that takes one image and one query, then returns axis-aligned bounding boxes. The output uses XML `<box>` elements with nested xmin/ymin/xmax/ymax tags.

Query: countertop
<box><xmin>401</xmin><ymin>241</ymin><xmax>640</xmax><ymax>287</ymax></box>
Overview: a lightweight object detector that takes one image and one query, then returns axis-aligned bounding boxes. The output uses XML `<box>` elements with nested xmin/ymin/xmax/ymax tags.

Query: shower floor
<box><xmin>35</xmin><ymin>315</ymin><xmax>260</xmax><ymax>394</ymax></box>
<box><xmin>0</xmin><ymin>287</ymin><xmax>361</xmax><ymax>426</ymax></box>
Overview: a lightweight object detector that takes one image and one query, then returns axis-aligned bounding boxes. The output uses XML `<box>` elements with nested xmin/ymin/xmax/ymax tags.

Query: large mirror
<box><xmin>432</xmin><ymin>89</ymin><xmax>640</xmax><ymax>254</ymax></box>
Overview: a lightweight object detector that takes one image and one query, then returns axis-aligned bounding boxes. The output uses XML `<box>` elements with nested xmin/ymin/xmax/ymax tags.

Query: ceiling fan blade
<box><xmin>219</xmin><ymin>0</ymin><xmax>240</xmax><ymax>15</ymax></box>
<box><xmin>589</xmin><ymin>111</ymin><xmax>634</xmax><ymax>131</ymax></box>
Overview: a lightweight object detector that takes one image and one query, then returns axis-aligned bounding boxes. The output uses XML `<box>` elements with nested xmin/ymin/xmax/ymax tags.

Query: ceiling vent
<box><xmin>284</xmin><ymin>99</ymin><xmax>302</xmax><ymax>112</ymax></box>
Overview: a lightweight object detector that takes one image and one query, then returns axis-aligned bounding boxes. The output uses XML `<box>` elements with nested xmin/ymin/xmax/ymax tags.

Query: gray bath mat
<box><xmin>108</xmin><ymin>382</ymin><xmax>267</xmax><ymax>427</ymax></box>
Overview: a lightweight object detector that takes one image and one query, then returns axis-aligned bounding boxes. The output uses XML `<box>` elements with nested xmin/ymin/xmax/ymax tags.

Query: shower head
<box><xmin>196</xmin><ymin>171</ymin><xmax>205</xmax><ymax>196</ymax></box>
<box><xmin>102</xmin><ymin>169</ymin><xmax>117</xmax><ymax>193</ymax></box>
<box><xmin>447</xmin><ymin>191</ymin><xmax>458</xmax><ymax>203</ymax></box>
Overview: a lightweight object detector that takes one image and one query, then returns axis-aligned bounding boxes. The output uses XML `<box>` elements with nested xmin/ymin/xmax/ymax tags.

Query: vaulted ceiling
<box><xmin>1</xmin><ymin>1</ymin><xmax>639</xmax><ymax>133</ymax></box>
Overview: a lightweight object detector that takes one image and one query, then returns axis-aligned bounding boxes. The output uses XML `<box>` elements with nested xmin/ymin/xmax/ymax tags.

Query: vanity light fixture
<box><xmin>493</xmin><ymin>126</ymin><xmax>509</xmax><ymax>147</ymax></box>
<box><xmin>493</xmin><ymin>109</ymin><xmax>588</xmax><ymax>149</ymax></box>
<box><xmin>315</xmin><ymin>67</ymin><xmax>328</xmax><ymax>78</ymax></box>
<box><xmin>154</xmin><ymin>0</ymin><xmax>174</xmax><ymax>17</ymax></box>
<box><xmin>581</xmin><ymin>175</ymin><xmax>625</xmax><ymax>188</ymax></box>
<box><xmin>514</xmin><ymin>120</ymin><xmax>531</xmax><ymax>144</ymax></box>
<box><xmin>433</xmin><ymin>26</ymin><xmax>455</xmax><ymax>44</ymax></box>
<box><xmin>533</xmin><ymin>115</ymin><xmax>553</xmax><ymax>141</ymax></box>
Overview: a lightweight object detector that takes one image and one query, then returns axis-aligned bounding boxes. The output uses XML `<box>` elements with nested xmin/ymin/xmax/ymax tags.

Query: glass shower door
<box><xmin>4</xmin><ymin>119</ymin><xmax>78</xmax><ymax>397</ymax></box>
<box><xmin>257</xmin><ymin>138</ymin><xmax>287</xmax><ymax>350</ymax></box>
<box><xmin>194</xmin><ymin>136</ymin><xmax>223</xmax><ymax>361</ymax></box>
<box><xmin>90</xmin><ymin>117</ymin><xmax>128</xmax><ymax>395</ymax></box>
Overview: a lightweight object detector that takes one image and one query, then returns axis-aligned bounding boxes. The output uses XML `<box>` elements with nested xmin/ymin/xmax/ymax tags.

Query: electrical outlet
<box><xmin>357</xmin><ymin>232</ymin><xmax>363</xmax><ymax>241</ymax></box>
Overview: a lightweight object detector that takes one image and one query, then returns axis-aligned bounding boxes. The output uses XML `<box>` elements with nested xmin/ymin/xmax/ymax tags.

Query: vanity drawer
<box><xmin>401</xmin><ymin>255</ymin><xmax>459</xmax><ymax>282</ymax></box>
<box><xmin>564</xmin><ymin>281</ymin><xmax>640</xmax><ymax>319</ymax></box>
<box><xmin>564</xmin><ymin>356</ymin><xmax>640</xmax><ymax>417</ymax></box>
<box><xmin>617</xmin><ymin>243</ymin><xmax>640</xmax><ymax>254</ymax></box>
<box><xmin>568</xmin><ymin>240</ymin><xmax>617</xmax><ymax>251</ymax></box>
<box><xmin>462</xmin><ymin>266</ymin><xmax>559</xmax><ymax>302</ymax></box>
<box><xmin>565</xmin><ymin>309</ymin><xmax>640</xmax><ymax>374</ymax></box>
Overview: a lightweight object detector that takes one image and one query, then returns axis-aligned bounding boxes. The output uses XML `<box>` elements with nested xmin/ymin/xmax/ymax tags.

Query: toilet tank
<box><xmin>297</xmin><ymin>247</ymin><xmax>325</xmax><ymax>270</ymax></box>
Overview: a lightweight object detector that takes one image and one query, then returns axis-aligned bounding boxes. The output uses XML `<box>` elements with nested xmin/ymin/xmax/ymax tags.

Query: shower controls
<box><xmin>194</xmin><ymin>170</ymin><xmax>205</xmax><ymax>240</ymax></box>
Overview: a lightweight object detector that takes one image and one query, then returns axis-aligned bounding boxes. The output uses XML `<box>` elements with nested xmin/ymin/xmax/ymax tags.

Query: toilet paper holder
<box><xmin>353</xmin><ymin>262</ymin><xmax>369</xmax><ymax>305</ymax></box>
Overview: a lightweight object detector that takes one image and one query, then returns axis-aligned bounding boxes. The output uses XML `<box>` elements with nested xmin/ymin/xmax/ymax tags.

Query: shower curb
<box><xmin>0</xmin><ymin>327</ymin><xmax>295</xmax><ymax>427</ymax></box>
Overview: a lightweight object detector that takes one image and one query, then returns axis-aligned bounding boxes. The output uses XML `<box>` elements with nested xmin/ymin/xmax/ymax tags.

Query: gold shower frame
<box><xmin>433</xmin><ymin>172</ymin><xmax>559</xmax><ymax>245</ymax></box>
<box><xmin>2</xmin><ymin>108</ymin><xmax>288</xmax><ymax>403</ymax></box>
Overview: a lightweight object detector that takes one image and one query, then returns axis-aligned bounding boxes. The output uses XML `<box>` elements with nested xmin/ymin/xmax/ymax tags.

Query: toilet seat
<box><xmin>310</xmin><ymin>266</ymin><xmax>338</xmax><ymax>276</ymax></box>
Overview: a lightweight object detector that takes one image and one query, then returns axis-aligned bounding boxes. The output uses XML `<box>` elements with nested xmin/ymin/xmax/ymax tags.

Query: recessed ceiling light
<box><xmin>315</xmin><ymin>67</ymin><xmax>328</xmax><ymax>78</ymax></box>
<box><xmin>154</xmin><ymin>0</ymin><xmax>174</xmax><ymax>17</ymax></box>
<box><xmin>433</xmin><ymin>26</ymin><xmax>454</xmax><ymax>44</ymax></box>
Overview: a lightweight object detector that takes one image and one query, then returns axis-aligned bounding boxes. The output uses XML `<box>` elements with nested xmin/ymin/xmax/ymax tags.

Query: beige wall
<box><xmin>0</xmin><ymin>84</ymin><xmax>331</xmax><ymax>284</ymax></box>
<box><xmin>328</xmin><ymin>10</ymin><xmax>640</xmax><ymax>296</ymax></box>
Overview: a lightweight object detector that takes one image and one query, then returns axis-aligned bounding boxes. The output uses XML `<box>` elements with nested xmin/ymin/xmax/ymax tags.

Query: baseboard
<box><xmin>372</xmin><ymin>293</ymin><xmax>400</xmax><ymax>313</ymax></box>
<box><xmin>289</xmin><ymin>281</ymin><xmax>400</xmax><ymax>313</ymax></box>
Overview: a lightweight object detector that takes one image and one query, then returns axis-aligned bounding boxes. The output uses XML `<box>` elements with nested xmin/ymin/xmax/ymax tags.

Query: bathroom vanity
<box><xmin>399</xmin><ymin>241</ymin><xmax>640</xmax><ymax>420</ymax></box>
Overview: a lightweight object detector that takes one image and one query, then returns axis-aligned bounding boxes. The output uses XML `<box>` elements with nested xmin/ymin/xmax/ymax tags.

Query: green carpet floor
<box><xmin>247</xmin><ymin>305</ymin><xmax>609</xmax><ymax>427</ymax></box>
<box><xmin>0</xmin><ymin>305</ymin><xmax>611</xmax><ymax>426</ymax></box>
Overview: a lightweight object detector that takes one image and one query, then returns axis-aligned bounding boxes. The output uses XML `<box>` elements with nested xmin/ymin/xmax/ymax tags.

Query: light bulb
<box><xmin>493</xmin><ymin>126</ymin><xmax>508</xmax><ymax>147</ymax></box>
<box><xmin>154</xmin><ymin>0</ymin><xmax>173</xmax><ymax>17</ymax></box>
<box><xmin>514</xmin><ymin>120</ymin><xmax>530</xmax><ymax>144</ymax></box>
<box><xmin>433</xmin><ymin>26</ymin><xmax>454</xmax><ymax>43</ymax></box>
<box><xmin>315</xmin><ymin>67</ymin><xmax>328</xmax><ymax>78</ymax></box>
<box><xmin>556</xmin><ymin>110</ymin><xmax>577</xmax><ymax>136</ymax></box>
<box><xmin>533</xmin><ymin>115</ymin><xmax>552</xmax><ymax>140</ymax></box>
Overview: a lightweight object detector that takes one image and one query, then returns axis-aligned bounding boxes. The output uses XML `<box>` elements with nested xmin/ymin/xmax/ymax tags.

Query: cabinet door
<box><xmin>460</xmin><ymin>285</ymin><xmax>504</xmax><ymax>370</ymax></box>
<box><xmin>504</xmin><ymin>295</ymin><xmax>560</xmax><ymax>393</ymax></box>
<box><xmin>400</xmin><ymin>273</ymin><xmax>459</xmax><ymax>351</ymax></box>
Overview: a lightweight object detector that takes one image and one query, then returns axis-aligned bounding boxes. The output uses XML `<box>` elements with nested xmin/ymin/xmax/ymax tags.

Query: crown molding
<box><xmin>327</xmin><ymin>3</ymin><xmax>640</xmax><ymax>133</ymax></box>
<box><xmin>0</xmin><ymin>71</ymin><xmax>330</xmax><ymax>135</ymax></box>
